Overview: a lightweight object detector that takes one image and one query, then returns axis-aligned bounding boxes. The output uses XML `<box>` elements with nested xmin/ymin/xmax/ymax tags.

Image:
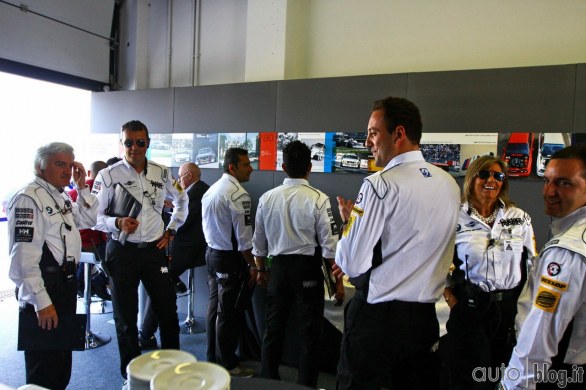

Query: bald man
<box><xmin>172</xmin><ymin>162</ymin><xmax>210</xmax><ymax>277</ymax></box>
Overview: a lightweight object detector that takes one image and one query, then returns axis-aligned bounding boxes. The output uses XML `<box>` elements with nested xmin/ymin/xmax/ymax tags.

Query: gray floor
<box><xmin>0</xmin><ymin>296</ymin><xmax>339</xmax><ymax>390</ymax></box>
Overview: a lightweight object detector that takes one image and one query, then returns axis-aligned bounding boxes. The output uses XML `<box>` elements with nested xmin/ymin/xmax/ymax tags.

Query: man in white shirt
<box><xmin>8</xmin><ymin>142</ymin><xmax>98</xmax><ymax>390</ymax></box>
<box><xmin>334</xmin><ymin>97</ymin><xmax>461</xmax><ymax>389</ymax></box>
<box><xmin>253</xmin><ymin>140</ymin><xmax>342</xmax><ymax>387</ymax></box>
<box><xmin>92</xmin><ymin>120</ymin><xmax>188</xmax><ymax>381</ymax></box>
<box><xmin>202</xmin><ymin>147</ymin><xmax>256</xmax><ymax>377</ymax></box>
<box><xmin>501</xmin><ymin>145</ymin><xmax>586</xmax><ymax>389</ymax></box>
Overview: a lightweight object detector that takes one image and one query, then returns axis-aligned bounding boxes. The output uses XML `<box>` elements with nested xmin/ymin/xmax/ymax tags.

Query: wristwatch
<box><xmin>165</xmin><ymin>228</ymin><xmax>177</xmax><ymax>236</ymax></box>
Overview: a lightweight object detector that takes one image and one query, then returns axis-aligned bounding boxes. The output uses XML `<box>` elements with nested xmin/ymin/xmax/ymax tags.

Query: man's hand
<box><xmin>337</xmin><ymin>196</ymin><xmax>354</xmax><ymax>223</ymax></box>
<box><xmin>119</xmin><ymin>217</ymin><xmax>139</xmax><ymax>234</ymax></box>
<box><xmin>71</xmin><ymin>161</ymin><xmax>87</xmax><ymax>189</ymax></box>
<box><xmin>256</xmin><ymin>270</ymin><xmax>270</xmax><ymax>288</ymax></box>
<box><xmin>248</xmin><ymin>268</ymin><xmax>258</xmax><ymax>288</ymax></box>
<box><xmin>332</xmin><ymin>262</ymin><xmax>345</xmax><ymax>280</ymax></box>
<box><xmin>156</xmin><ymin>230</ymin><xmax>174</xmax><ymax>250</ymax></box>
<box><xmin>37</xmin><ymin>304</ymin><xmax>58</xmax><ymax>330</ymax></box>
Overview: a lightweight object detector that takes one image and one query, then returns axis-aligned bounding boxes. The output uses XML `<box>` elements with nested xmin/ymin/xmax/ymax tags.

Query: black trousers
<box><xmin>206</xmin><ymin>247</ymin><xmax>248</xmax><ymax>370</ymax></box>
<box><xmin>337</xmin><ymin>293</ymin><xmax>440</xmax><ymax>390</ymax></box>
<box><xmin>23</xmin><ymin>258</ymin><xmax>78</xmax><ymax>390</ymax></box>
<box><xmin>261</xmin><ymin>254</ymin><xmax>324</xmax><ymax>388</ymax></box>
<box><xmin>106</xmin><ymin>240</ymin><xmax>179</xmax><ymax>378</ymax></box>
<box><xmin>446</xmin><ymin>287</ymin><xmax>518</xmax><ymax>390</ymax></box>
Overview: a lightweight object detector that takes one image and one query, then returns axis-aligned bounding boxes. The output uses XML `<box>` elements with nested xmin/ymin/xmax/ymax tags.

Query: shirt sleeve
<box><xmin>231</xmin><ymin>192</ymin><xmax>253</xmax><ymax>252</ymax></box>
<box><xmin>8</xmin><ymin>195</ymin><xmax>52</xmax><ymax>311</ymax></box>
<box><xmin>316</xmin><ymin>196</ymin><xmax>338</xmax><ymax>259</ymax></box>
<box><xmin>92</xmin><ymin>172</ymin><xmax>118</xmax><ymax>233</ymax></box>
<box><xmin>335</xmin><ymin>179</ymin><xmax>387</xmax><ymax>277</ymax></box>
<box><xmin>251</xmin><ymin>196</ymin><xmax>268</xmax><ymax>257</ymax></box>
<box><xmin>503</xmin><ymin>247</ymin><xmax>586</xmax><ymax>389</ymax></box>
<box><xmin>166</xmin><ymin>172</ymin><xmax>188</xmax><ymax>232</ymax></box>
<box><xmin>71</xmin><ymin>185</ymin><xmax>99</xmax><ymax>230</ymax></box>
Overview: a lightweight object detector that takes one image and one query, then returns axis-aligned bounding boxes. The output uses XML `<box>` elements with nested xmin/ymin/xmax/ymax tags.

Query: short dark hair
<box><xmin>283</xmin><ymin>141</ymin><xmax>311</xmax><ymax>178</ymax></box>
<box><xmin>107</xmin><ymin>157</ymin><xmax>122</xmax><ymax>166</ymax></box>
<box><xmin>372</xmin><ymin>97</ymin><xmax>422</xmax><ymax>144</ymax></box>
<box><xmin>551</xmin><ymin>145</ymin><xmax>586</xmax><ymax>179</ymax></box>
<box><xmin>223</xmin><ymin>147</ymin><xmax>249</xmax><ymax>173</ymax></box>
<box><xmin>121</xmin><ymin>120</ymin><xmax>150</xmax><ymax>140</ymax></box>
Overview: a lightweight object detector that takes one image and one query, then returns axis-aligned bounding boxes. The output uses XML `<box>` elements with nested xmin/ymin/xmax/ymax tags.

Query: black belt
<box><xmin>123</xmin><ymin>240</ymin><xmax>158</xmax><ymax>249</ymax></box>
<box><xmin>480</xmin><ymin>289</ymin><xmax>516</xmax><ymax>302</ymax></box>
<box><xmin>208</xmin><ymin>247</ymin><xmax>238</xmax><ymax>254</ymax></box>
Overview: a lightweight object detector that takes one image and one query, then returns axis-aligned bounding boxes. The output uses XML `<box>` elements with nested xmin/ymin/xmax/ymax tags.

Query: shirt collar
<box><xmin>34</xmin><ymin>177</ymin><xmax>65</xmax><ymax>194</ymax></box>
<box><xmin>283</xmin><ymin>178</ymin><xmax>309</xmax><ymax>186</ymax></box>
<box><xmin>385</xmin><ymin>150</ymin><xmax>425</xmax><ymax>170</ymax></box>
<box><xmin>550</xmin><ymin>206</ymin><xmax>586</xmax><ymax>236</ymax></box>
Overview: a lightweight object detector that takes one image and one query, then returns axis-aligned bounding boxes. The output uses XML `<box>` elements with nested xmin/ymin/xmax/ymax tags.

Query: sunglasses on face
<box><xmin>476</xmin><ymin>169</ymin><xmax>505</xmax><ymax>182</ymax></box>
<box><xmin>123</xmin><ymin>139</ymin><xmax>147</xmax><ymax>148</ymax></box>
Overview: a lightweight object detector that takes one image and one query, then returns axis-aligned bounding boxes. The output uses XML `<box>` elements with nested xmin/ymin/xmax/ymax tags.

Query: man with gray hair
<box><xmin>7</xmin><ymin>142</ymin><xmax>98</xmax><ymax>390</ymax></box>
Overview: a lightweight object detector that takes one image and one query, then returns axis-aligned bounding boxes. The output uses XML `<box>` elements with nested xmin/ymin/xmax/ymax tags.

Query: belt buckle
<box><xmin>491</xmin><ymin>292</ymin><xmax>503</xmax><ymax>302</ymax></box>
<box><xmin>137</xmin><ymin>242</ymin><xmax>148</xmax><ymax>249</ymax></box>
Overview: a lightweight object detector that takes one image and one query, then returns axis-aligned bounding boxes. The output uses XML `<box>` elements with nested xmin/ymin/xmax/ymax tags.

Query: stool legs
<box><xmin>83</xmin><ymin>262</ymin><xmax>111</xmax><ymax>349</ymax></box>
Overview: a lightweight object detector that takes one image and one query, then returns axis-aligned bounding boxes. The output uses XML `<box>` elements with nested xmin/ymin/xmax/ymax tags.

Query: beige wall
<box><xmin>118</xmin><ymin>0</ymin><xmax>586</xmax><ymax>88</ymax></box>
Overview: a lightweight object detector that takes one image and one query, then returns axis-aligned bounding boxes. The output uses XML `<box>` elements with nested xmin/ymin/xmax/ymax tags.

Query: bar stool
<box><xmin>181</xmin><ymin>267</ymin><xmax>205</xmax><ymax>334</ymax></box>
<box><xmin>80</xmin><ymin>252</ymin><xmax>112</xmax><ymax>349</ymax></box>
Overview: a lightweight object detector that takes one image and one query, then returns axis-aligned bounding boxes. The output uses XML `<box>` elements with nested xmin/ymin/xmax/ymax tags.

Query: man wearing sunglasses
<box><xmin>92</xmin><ymin>120</ymin><xmax>188</xmax><ymax>383</ymax></box>
<box><xmin>501</xmin><ymin>145</ymin><xmax>586</xmax><ymax>389</ymax></box>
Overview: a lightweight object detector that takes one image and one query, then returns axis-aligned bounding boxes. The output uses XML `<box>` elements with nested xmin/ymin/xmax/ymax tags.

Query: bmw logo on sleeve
<box><xmin>547</xmin><ymin>262</ymin><xmax>561</xmax><ymax>277</ymax></box>
<box><xmin>419</xmin><ymin>168</ymin><xmax>432</xmax><ymax>178</ymax></box>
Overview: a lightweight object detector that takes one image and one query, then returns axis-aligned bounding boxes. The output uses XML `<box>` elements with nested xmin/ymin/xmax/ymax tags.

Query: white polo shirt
<box><xmin>93</xmin><ymin>158</ymin><xmax>188</xmax><ymax>242</ymax></box>
<box><xmin>202</xmin><ymin>173</ymin><xmax>252</xmax><ymax>252</ymax></box>
<box><xmin>252</xmin><ymin>178</ymin><xmax>338</xmax><ymax>259</ymax></box>
<box><xmin>503</xmin><ymin>206</ymin><xmax>586</xmax><ymax>389</ymax></box>
<box><xmin>454</xmin><ymin>201</ymin><xmax>537</xmax><ymax>291</ymax></box>
<box><xmin>336</xmin><ymin>150</ymin><xmax>461</xmax><ymax>304</ymax></box>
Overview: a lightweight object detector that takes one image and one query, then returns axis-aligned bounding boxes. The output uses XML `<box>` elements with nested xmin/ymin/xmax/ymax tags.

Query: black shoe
<box><xmin>138</xmin><ymin>331</ymin><xmax>159</xmax><ymax>350</ymax></box>
<box><xmin>175</xmin><ymin>280</ymin><xmax>188</xmax><ymax>294</ymax></box>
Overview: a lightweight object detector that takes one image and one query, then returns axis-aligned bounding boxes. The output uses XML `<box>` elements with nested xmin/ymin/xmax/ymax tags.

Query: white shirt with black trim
<box><xmin>252</xmin><ymin>178</ymin><xmax>338</xmax><ymax>259</ymax></box>
<box><xmin>454</xmin><ymin>201</ymin><xmax>537</xmax><ymax>292</ymax></box>
<box><xmin>8</xmin><ymin>178</ymin><xmax>98</xmax><ymax>311</ymax></box>
<box><xmin>502</xmin><ymin>207</ymin><xmax>586</xmax><ymax>390</ymax></box>
<box><xmin>202</xmin><ymin>173</ymin><xmax>252</xmax><ymax>252</ymax></box>
<box><xmin>335</xmin><ymin>150</ymin><xmax>460</xmax><ymax>304</ymax></box>
<box><xmin>92</xmin><ymin>159</ymin><xmax>188</xmax><ymax>242</ymax></box>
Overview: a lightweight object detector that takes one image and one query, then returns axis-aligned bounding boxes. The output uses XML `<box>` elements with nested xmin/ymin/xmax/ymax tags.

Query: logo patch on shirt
<box><xmin>534</xmin><ymin>286</ymin><xmax>560</xmax><ymax>313</ymax></box>
<box><xmin>342</xmin><ymin>215</ymin><xmax>356</xmax><ymax>237</ymax></box>
<box><xmin>45</xmin><ymin>206</ymin><xmax>53</xmax><ymax>214</ymax></box>
<box><xmin>465</xmin><ymin>221</ymin><xmax>476</xmax><ymax>227</ymax></box>
<box><xmin>331</xmin><ymin>222</ymin><xmax>339</xmax><ymax>236</ymax></box>
<box><xmin>419</xmin><ymin>168</ymin><xmax>432</xmax><ymax>178</ymax></box>
<box><xmin>352</xmin><ymin>206</ymin><xmax>364</xmax><ymax>216</ymax></box>
<box><xmin>356</xmin><ymin>192</ymin><xmax>363</xmax><ymax>204</ymax></box>
<box><xmin>244</xmin><ymin>214</ymin><xmax>251</xmax><ymax>226</ymax></box>
<box><xmin>15</xmin><ymin>208</ymin><xmax>33</xmax><ymax>219</ymax></box>
<box><xmin>540</xmin><ymin>276</ymin><xmax>568</xmax><ymax>292</ymax></box>
<box><xmin>15</xmin><ymin>227</ymin><xmax>34</xmax><ymax>242</ymax></box>
<box><xmin>547</xmin><ymin>262</ymin><xmax>561</xmax><ymax>276</ymax></box>
<box><xmin>92</xmin><ymin>181</ymin><xmax>101</xmax><ymax>193</ymax></box>
<box><xmin>456</xmin><ymin>224</ymin><xmax>461</xmax><ymax>232</ymax></box>
<box><xmin>498</xmin><ymin>218</ymin><xmax>523</xmax><ymax>227</ymax></box>
<box><xmin>160</xmin><ymin>267</ymin><xmax>169</xmax><ymax>274</ymax></box>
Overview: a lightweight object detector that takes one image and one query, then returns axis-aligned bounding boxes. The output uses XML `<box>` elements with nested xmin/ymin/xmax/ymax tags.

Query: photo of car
<box><xmin>151</xmin><ymin>141</ymin><xmax>171</xmax><ymax>150</ymax></box>
<box><xmin>536</xmin><ymin>133</ymin><xmax>567</xmax><ymax>177</ymax></box>
<box><xmin>341</xmin><ymin>153</ymin><xmax>360</xmax><ymax>168</ymax></box>
<box><xmin>196</xmin><ymin>147</ymin><xmax>216</xmax><ymax>165</ymax></box>
<box><xmin>174</xmin><ymin>149</ymin><xmax>190</xmax><ymax>163</ymax></box>
<box><xmin>502</xmin><ymin>133</ymin><xmax>534</xmax><ymax>177</ymax></box>
<box><xmin>310</xmin><ymin>143</ymin><xmax>325</xmax><ymax>161</ymax></box>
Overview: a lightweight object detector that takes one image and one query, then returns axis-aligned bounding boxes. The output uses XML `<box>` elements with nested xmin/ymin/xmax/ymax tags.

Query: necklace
<box><xmin>470</xmin><ymin>205</ymin><xmax>498</xmax><ymax>225</ymax></box>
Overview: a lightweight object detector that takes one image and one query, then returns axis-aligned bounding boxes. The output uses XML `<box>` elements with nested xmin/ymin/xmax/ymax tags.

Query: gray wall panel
<box><xmin>276</xmin><ymin>74</ymin><xmax>408</xmax><ymax>132</ymax></box>
<box><xmin>575</xmin><ymin>64</ymin><xmax>586</xmax><ymax>133</ymax></box>
<box><xmin>408</xmin><ymin>65</ymin><xmax>576</xmax><ymax>133</ymax></box>
<box><xmin>91</xmin><ymin>88</ymin><xmax>174</xmax><ymax>133</ymax></box>
<box><xmin>174</xmin><ymin>82</ymin><xmax>277</xmax><ymax>133</ymax></box>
